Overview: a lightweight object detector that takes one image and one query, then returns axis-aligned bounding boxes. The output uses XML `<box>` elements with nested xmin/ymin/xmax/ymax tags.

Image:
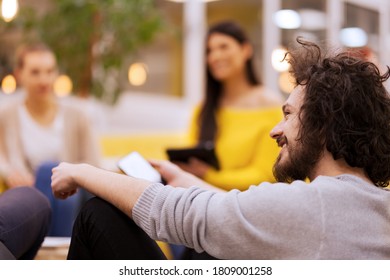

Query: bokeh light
<box><xmin>128</xmin><ymin>63</ymin><xmax>148</xmax><ymax>86</ymax></box>
<box><xmin>271</xmin><ymin>48</ymin><xmax>290</xmax><ymax>72</ymax></box>
<box><xmin>339</xmin><ymin>27</ymin><xmax>368</xmax><ymax>47</ymax></box>
<box><xmin>1</xmin><ymin>74</ymin><xmax>17</xmax><ymax>94</ymax></box>
<box><xmin>279</xmin><ymin>71</ymin><xmax>295</xmax><ymax>94</ymax></box>
<box><xmin>273</xmin><ymin>9</ymin><xmax>301</xmax><ymax>29</ymax></box>
<box><xmin>54</xmin><ymin>75</ymin><xmax>73</xmax><ymax>97</ymax></box>
<box><xmin>1</xmin><ymin>0</ymin><xmax>19</xmax><ymax>22</ymax></box>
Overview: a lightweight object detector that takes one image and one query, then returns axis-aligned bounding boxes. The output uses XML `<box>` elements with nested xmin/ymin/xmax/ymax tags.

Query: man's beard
<box><xmin>273</xmin><ymin>137</ymin><xmax>322</xmax><ymax>183</ymax></box>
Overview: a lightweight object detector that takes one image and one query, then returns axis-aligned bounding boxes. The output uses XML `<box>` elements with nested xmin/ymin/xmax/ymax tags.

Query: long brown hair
<box><xmin>198</xmin><ymin>21</ymin><xmax>260</xmax><ymax>144</ymax></box>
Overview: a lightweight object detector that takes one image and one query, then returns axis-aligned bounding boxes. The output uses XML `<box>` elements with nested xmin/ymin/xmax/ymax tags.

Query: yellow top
<box><xmin>187</xmin><ymin>106</ymin><xmax>282</xmax><ymax>191</ymax></box>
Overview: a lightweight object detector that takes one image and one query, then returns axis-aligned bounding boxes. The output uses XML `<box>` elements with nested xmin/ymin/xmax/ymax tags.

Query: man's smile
<box><xmin>276</xmin><ymin>136</ymin><xmax>288</xmax><ymax>148</ymax></box>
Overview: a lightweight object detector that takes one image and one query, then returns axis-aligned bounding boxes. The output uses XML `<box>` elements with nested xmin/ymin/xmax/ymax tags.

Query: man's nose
<box><xmin>270</xmin><ymin>121</ymin><xmax>283</xmax><ymax>139</ymax></box>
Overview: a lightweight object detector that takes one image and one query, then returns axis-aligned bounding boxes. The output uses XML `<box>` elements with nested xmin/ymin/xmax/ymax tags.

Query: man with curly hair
<box><xmin>51</xmin><ymin>38</ymin><xmax>390</xmax><ymax>259</ymax></box>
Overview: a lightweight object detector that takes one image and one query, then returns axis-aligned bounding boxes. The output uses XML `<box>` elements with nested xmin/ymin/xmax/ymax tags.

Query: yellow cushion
<box><xmin>0</xmin><ymin>179</ymin><xmax>7</xmax><ymax>194</ymax></box>
<box><xmin>156</xmin><ymin>241</ymin><xmax>173</xmax><ymax>259</ymax></box>
<box><xmin>99</xmin><ymin>132</ymin><xmax>189</xmax><ymax>160</ymax></box>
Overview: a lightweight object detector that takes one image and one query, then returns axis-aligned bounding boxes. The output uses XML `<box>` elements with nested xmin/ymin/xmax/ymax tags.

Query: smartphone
<box><xmin>117</xmin><ymin>151</ymin><xmax>161</xmax><ymax>183</ymax></box>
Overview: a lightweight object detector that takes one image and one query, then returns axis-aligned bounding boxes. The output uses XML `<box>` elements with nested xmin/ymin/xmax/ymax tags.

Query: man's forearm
<box><xmin>74</xmin><ymin>164</ymin><xmax>153</xmax><ymax>217</ymax></box>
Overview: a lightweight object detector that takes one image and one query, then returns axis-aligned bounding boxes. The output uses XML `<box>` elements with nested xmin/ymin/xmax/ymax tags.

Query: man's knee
<box><xmin>81</xmin><ymin>197</ymin><xmax>111</xmax><ymax>215</ymax></box>
<box><xmin>76</xmin><ymin>197</ymin><xmax>118</xmax><ymax>225</ymax></box>
<box><xmin>76</xmin><ymin>196</ymin><xmax>134</xmax><ymax>232</ymax></box>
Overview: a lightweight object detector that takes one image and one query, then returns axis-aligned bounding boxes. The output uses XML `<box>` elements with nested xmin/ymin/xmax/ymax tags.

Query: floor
<box><xmin>34</xmin><ymin>238</ymin><xmax>176</xmax><ymax>260</ymax></box>
<box><xmin>35</xmin><ymin>236</ymin><xmax>174</xmax><ymax>260</ymax></box>
<box><xmin>34</xmin><ymin>237</ymin><xmax>70</xmax><ymax>260</ymax></box>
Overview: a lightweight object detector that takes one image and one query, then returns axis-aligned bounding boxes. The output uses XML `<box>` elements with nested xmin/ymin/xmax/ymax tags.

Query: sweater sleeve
<box><xmin>132</xmin><ymin>180</ymin><xmax>323</xmax><ymax>259</ymax></box>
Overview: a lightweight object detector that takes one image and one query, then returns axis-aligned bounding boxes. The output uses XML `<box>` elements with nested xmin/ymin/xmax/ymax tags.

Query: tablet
<box><xmin>117</xmin><ymin>151</ymin><xmax>162</xmax><ymax>183</ymax></box>
<box><xmin>166</xmin><ymin>146</ymin><xmax>220</xmax><ymax>170</ymax></box>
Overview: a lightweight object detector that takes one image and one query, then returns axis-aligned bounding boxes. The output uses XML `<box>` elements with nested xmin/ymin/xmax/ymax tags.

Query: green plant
<box><xmin>10</xmin><ymin>0</ymin><xmax>163</xmax><ymax>104</ymax></box>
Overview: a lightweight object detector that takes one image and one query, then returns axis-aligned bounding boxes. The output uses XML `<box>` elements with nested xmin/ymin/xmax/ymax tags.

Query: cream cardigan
<box><xmin>0</xmin><ymin>99</ymin><xmax>100</xmax><ymax>189</ymax></box>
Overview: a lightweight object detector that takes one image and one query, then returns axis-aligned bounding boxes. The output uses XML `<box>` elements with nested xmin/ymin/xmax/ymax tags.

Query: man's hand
<box><xmin>149</xmin><ymin>159</ymin><xmax>191</xmax><ymax>187</ymax></box>
<box><xmin>150</xmin><ymin>159</ymin><xmax>224</xmax><ymax>192</ymax></box>
<box><xmin>52</xmin><ymin>162</ymin><xmax>152</xmax><ymax>217</ymax></box>
<box><xmin>175</xmin><ymin>157</ymin><xmax>211</xmax><ymax>179</ymax></box>
<box><xmin>51</xmin><ymin>162</ymin><xmax>80</xmax><ymax>199</ymax></box>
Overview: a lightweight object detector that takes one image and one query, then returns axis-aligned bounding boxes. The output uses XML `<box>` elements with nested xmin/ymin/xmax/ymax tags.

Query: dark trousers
<box><xmin>0</xmin><ymin>187</ymin><xmax>51</xmax><ymax>259</ymax></box>
<box><xmin>68</xmin><ymin>197</ymin><xmax>217</xmax><ymax>260</ymax></box>
<box><xmin>68</xmin><ymin>197</ymin><xmax>166</xmax><ymax>259</ymax></box>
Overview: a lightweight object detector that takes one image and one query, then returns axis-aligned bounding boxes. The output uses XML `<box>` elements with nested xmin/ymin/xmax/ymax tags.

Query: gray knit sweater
<box><xmin>132</xmin><ymin>175</ymin><xmax>390</xmax><ymax>259</ymax></box>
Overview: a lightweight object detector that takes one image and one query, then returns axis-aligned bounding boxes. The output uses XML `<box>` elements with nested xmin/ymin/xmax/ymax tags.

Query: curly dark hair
<box><xmin>286</xmin><ymin>37</ymin><xmax>390</xmax><ymax>188</ymax></box>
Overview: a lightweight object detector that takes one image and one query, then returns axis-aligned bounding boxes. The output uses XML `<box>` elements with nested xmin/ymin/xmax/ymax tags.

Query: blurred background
<box><xmin>0</xmin><ymin>0</ymin><xmax>388</xmax><ymax>163</ymax></box>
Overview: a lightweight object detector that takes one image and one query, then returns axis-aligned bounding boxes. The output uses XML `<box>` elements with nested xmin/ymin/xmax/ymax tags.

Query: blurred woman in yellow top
<box><xmin>180</xmin><ymin>20</ymin><xmax>283</xmax><ymax>191</ymax></box>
